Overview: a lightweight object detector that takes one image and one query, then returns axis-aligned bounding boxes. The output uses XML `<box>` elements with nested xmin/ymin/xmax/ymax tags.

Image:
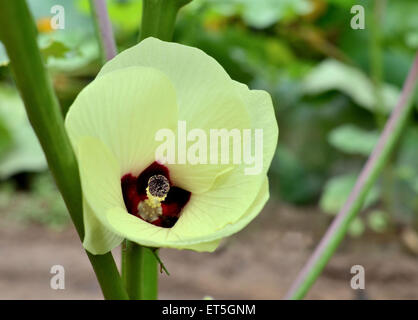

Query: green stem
<box><xmin>0</xmin><ymin>0</ymin><xmax>128</xmax><ymax>300</ymax></box>
<box><xmin>123</xmin><ymin>242</ymin><xmax>158</xmax><ymax>299</ymax></box>
<box><xmin>285</xmin><ymin>53</ymin><xmax>418</xmax><ymax>300</ymax></box>
<box><xmin>139</xmin><ymin>0</ymin><xmax>192</xmax><ymax>41</ymax></box>
<box><xmin>369</xmin><ymin>0</ymin><xmax>394</xmax><ymax>215</ymax></box>
<box><xmin>369</xmin><ymin>0</ymin><xmax>386</xmax><ymax>125</ymax></box>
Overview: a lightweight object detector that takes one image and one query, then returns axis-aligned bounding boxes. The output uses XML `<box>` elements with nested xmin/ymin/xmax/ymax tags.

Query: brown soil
<box><xmin>0</xmin><ymin>201</ymin><xmax>417</xmax><ymax>300</ymax></box>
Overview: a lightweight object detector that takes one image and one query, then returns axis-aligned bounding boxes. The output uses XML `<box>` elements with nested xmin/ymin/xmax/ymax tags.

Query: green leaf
<box><xmin>348</xmin><ymin>217</ymin><xmax>365</xmax><ymax>237</ymax></box>
<box><xmin>4</xmin><ymin>174</ymin><xmax>70</xmax><ymax>230</ymax></box>
<box><xmin>325</xmin><ymin>0</ymin><xmax>357</xmax><ymax>8</ymax></box>
<box><xmin>396</xmin><ymin>126</ymin><xmax>418</xmax><ymax>193</ymax></box>
<box><xmin>328</xmin><ymin>124</ymin><xmax>379</xmax><ymax>156</ymax></box>
<box><xmin>0</xmin><ymin>86</ymin><xmax>47</xmax><ymax>179</ymax></box>
<box><xmin>270</xmin><ymin>145</ymin><xmax>321</xmax><ymax>204</ymax></box>
<box><xmin>77</xmin><ymin>0</ymin><xmax>142</xmax><ymax>33</ymax></box>
<box><xmin>367</xmin><ymin>210</ymin><xmax>388</xmax><ymax>233</ymax></box>
<box><xmin>411</xmin><ymin>178</ymin><xmax>418</xmax><ymax>194</ymax></box>
<box><xmin>385</xmin><ymin>0</ymin><xmax>418</xmax><ymax>46</ymax></box>
<box><xmin>201</xmin><ymin>0</ymin><xmax>312</xmax><ymax>29</ymax></box>
<box><xmin>405</xmin><ymin>32</ymin><xmax>418</xmax><ymax>49</ymax></box>
<box><xmin>0</xmin><ymin>42</ymin><xmax>9</xmax><ymax>66</ymax></box>
<box><xmin>45</xmin><ymin>38</ymin><xmax>99</xmax><ymax>73</ymax></box>
<box><xmin>303</xmin><ymin>59</ymin><xmax>400</xmax><ymax>114</ymax></box>
<box><xmin>40</xmin><ymin>40</ymin><xmax>70</xmax><ymax>60</ymax></box>
<box><xmin>320</xmin><ymin>173</ymin><xmax>380</xmax><ymax>214</ymax></box>
<box><xmin>0</xmin><ymin>114</ymin><xmax>12</xmax><ymax>157</ymax></box>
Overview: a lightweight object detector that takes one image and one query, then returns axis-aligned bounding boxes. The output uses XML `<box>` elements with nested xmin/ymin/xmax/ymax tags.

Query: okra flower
<box><xmin>65</xmin><ymin>37</ymin><xmax>278</xmax><ymax>254</ymax></box>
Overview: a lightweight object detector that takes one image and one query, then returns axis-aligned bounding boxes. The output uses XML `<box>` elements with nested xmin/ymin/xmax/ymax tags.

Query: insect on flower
<box><xmin>65</xmin><ymin>37</ymin><xmax>278</xmax><ymax>254</ymax></box>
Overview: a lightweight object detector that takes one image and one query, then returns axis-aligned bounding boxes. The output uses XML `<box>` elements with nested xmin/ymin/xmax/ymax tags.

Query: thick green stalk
<box><xmin>123</xmin><ymin>242</ymin><xmax>158</xmax><ymax>299</ymax></box>
<box><xmin>284</xmin><ymin>53</ymin><xmax>418</xmax><ymax>300</ymax></box>
<box><xmin>139</xmin><ymin>0</ymin><xmax>192</xmax><ymax>41</ymax></box>
<box><xmin>0</xmin><ymin>0</ymin><xmax>128</xmax><ymax>300</ymax></box>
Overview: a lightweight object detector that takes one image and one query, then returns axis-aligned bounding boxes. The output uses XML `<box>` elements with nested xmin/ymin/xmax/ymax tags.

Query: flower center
<box><xmin>147</xmin><ymin>174</ymin><xmax>170</xmax><ymax>201</ymax></box>
<box><xmin>137</xmin><ymin>175</ymin><xmax>170</xmax><ymax>222</ymax></box>
<box><xmin>121</xmin><ymin>162</ymin><xmax>191</xmax><ymax>228</ymax></box>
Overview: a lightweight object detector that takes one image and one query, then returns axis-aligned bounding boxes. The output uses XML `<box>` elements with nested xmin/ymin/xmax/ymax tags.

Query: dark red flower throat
<box><xmin>121</xmin><ymin>162</ymin><xmax>191</xmax><ymax>228</ymax></box>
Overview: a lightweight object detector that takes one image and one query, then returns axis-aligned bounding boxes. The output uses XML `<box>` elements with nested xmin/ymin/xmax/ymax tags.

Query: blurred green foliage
<box><xmin>0</xmin><ymin>0</ymin><xmax>416</xmax><ymax>233</ymax></box>
<box><xmin>320</xmin><ymin>172</ymin><xmax>380</xmax><ymax>215</ymax></box>
<box><xmin>0</xmin><ymin>86</ymin><xmax>46</xmax><ymax>179</ymax></box>
<box><xmin>0</xmin><ymin>173</ymin><xmax>69</xmax><ymax>230</ymax></box>
<box><xmin>303</xmin><ymin>59</ymin><xmax>399</xmax><ymax>114</ymax></box>
<box><xmin>328</xmin><ymin>124</ymin><xmax>379</xmax><ymax>156</ymax></box>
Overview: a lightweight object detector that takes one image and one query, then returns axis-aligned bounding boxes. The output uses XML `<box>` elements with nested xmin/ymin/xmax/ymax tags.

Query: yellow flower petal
<box><xmin>98</xmin><ymin>37</ymin><xmax>248</xmax><ymax>133</ymax></box>
<box><xmin>202</xmin><ymin>178</ymin><xmax>269</xmax><ymax>242</ymax></box>
<box><xmin>234</xmin><ymin>81</ymin><xmax>279</xmax><ymax>173</ymax></box>
<box><xmin>167</xmin><ymin>83</ymin><xmax>278</xmax><ymax>240</ymax></box>
<box><xmin>66</xmin><ymin>66</ymin><xmax>178</xmax><ymax>176</ymax></box>
<box><xmin>97</xmin><ymin>38</ymin><xmax>253</xmax><ymax>193</ymax></box>
<box><xmin>168</xmin><ymin>170</ymin><xmax>263</xmax><ymax>240</ymax></box>
<box><xmin>82</xmin><ymin>200</ymin><xmax>123</xmax><ymax>255</ymax></box>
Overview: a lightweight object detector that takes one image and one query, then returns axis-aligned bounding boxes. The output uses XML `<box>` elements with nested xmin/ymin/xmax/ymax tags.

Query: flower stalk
<box><xmin>0</xmin><ymin>0</ymin><xmax>128</xmax><ymax>300</ymax></box>
<box><xmin>122</xmin><ymin>242</ymin><xmax>158</xmax><ymax>300</ymax></box>
<box><xmin>285</xmin><ymin>52</ymin><xmax>418</xmax><ymax>300</ymax></box>
<box><xmin>139</xmin><ymin>0</ymin><xmax>192</xmax><ymax>41</ymax></box>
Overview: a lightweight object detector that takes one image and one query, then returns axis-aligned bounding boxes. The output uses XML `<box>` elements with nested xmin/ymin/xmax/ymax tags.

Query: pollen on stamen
<box><xmin>138</xmin><ymin>175</ymin><xmax>171</xmax><ymax>222</ymax></box>
<box><xmin>137</xmin><ymin>201</ymin><xmax>162</xmax><ymax>222</ymax></box>
<box><xmin>147</xmin><ymin>175</ymin><xmax>170</xmax><ymax>200</ymax></box>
